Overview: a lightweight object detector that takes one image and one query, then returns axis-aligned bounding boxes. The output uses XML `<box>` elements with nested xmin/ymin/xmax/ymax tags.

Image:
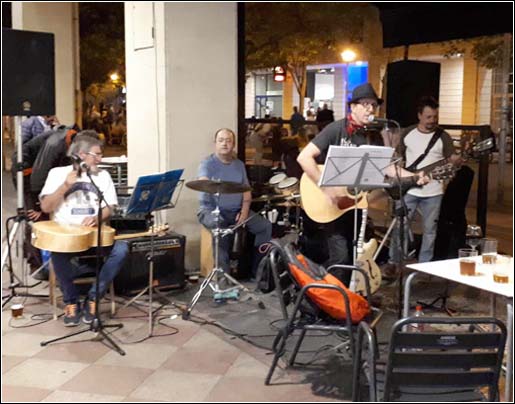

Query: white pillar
<box><xmin>125</xmin><ymin>2</ymin><xmax>238</xmax><ymax>269</ymax></box>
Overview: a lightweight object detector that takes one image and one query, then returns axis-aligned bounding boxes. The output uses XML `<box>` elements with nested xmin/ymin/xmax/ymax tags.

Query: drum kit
<box><xmin>182</xmin><ymin>175</ymin><xmax>301</xmax><ymax>318</ymax></box>
<box><xmin>253</xmin><ymin>172</ymin><xmax>302</xmax><ymax>236</ymax></box>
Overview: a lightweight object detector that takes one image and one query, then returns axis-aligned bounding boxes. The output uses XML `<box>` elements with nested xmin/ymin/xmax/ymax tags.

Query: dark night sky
<box><xmin>373</xmin><ymin>2</ymin><xmax>513</xmax><ymax>47</ymax></box>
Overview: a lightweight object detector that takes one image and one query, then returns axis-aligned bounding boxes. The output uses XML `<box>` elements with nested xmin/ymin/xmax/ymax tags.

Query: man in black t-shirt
<box><xmin>297</xmin><ymin>83</ymin><xmax>426</xmax><ymax>284</ymax></box>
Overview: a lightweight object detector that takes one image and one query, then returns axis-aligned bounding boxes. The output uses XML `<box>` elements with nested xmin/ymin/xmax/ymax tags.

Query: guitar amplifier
<box><xmin>114</xmin><ymin>231</ymin><xmax>186</xmax><ymax>294</ymax></box>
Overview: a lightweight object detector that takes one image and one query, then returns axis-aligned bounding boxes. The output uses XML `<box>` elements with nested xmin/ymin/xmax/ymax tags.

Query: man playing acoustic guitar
<box><xmin>297</xmin><ymin>83</ymin><xmax>428</xmax><ymax>286</ymax></box>
<box><xmin>39</xmin><ymin>135</ymin><xmax>129</xmax><ymax>326</ymax></box>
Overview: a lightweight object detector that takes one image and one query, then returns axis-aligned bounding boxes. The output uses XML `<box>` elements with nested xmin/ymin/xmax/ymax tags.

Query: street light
<box><xmin>340</xmin><ymin>49</ymin><xmax>357</xmax><ymax>63</ymax></box>
<box><xmin>110</xmin><ymin>72</ymin><xmax>120</xmax><ymax>83</ymax></box>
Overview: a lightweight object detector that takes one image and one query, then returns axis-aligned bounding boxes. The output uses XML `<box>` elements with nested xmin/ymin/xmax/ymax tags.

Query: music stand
<box><xmin>319</xmin><ymin>145</ymin><xmax>394</xmax><ymax>265</ymax></box>
<box><xmin>119</xmin><ymin>169</ymin><xmax>184</xmax><ymax>337</ymax></box>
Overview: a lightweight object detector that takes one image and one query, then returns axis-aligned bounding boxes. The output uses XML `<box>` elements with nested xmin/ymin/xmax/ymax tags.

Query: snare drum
<box><xmin>277</xmin><ymin>177</ymin><xmax>299</xmax><ymax>196</ymax></box>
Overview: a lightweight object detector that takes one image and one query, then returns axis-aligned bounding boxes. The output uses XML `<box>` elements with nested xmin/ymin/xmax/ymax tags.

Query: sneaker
<box><xmin>64</xmin><ymin>303</ymin><xmax>81</xmax><ymax>327</ymax></box>
<box><xmin>82</xmin><ymin>299</ymin><xmax>96</xmax><ymax>324</ymax></box>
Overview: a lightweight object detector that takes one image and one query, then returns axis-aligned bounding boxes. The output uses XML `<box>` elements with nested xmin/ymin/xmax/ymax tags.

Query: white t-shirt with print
<box><xmin>404</xmin><ymin>128</ymin><xmax>446</xmax><ymax>197</ymax></box>
<box><xmin>39</xmin><ymin>165</ymin><xmax>118</xmax><ymax>225</ymax></box>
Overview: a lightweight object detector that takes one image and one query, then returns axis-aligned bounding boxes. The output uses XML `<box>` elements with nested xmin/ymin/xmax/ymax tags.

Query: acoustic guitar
<box><xmin>349</xmin><ymin>207</ymin><xmax>381</xmax><ymax>296</ymax></box>
<box><xmin>31</xmin><ymin>221</ymin><xmax>169</xmax><ymax>253</ymax></box>
<box><xmin>300</xmin><ymin>164</ymin><xmax>367</xmax><ymax>223</ymax></box>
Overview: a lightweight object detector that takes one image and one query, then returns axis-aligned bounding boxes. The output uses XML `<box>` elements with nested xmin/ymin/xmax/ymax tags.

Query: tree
<box><xmin>245</xmin><ymin>3</ymin><xmax>368</xmax><ymax>113</ymax></box>
<box><xmin>79</xmin><ymin>3</ymin><xmax>125</xmax><ymax>90</ymax></box>
<box><xmin>442</xmin><ymin>35</ymin><xmax>509</xmax><ymax>69</ymax></box>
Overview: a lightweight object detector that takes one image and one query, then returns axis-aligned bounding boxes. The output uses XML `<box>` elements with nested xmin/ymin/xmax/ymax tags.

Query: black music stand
<box><xmin>119</xmin><ymin>169</ymin><xmax>184</xmax><ymax>338</ymax></box>
<box><xmin>319</xmin><ymin>145</ymin><xmax>395</xmax><ymax>264</ymax></box>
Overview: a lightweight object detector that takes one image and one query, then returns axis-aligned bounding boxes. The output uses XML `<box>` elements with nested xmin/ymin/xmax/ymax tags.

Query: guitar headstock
<box><xmin>463</xmin><ymin>137</ymin><xmax>495</xmax><ymax>160</ymax></box>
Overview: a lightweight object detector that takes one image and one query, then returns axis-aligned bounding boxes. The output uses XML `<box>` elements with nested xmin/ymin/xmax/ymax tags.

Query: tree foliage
<box><xmin>79</xmin><ymin>3</ymin><xmax>125</xmax><ymax>90</ymax></box>
<box><xmin>245</xmin><ymin>3</ymin><xmax>368</xmax><ymax>111</ymax></box>
<box><xmin>443</xmin><ymin>35</ymin><xmax>510</xmax><ymax>69</ymax></box>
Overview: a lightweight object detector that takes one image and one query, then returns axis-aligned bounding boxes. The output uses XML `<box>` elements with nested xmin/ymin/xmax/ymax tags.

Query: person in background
<box><xmin>21</xmin><ymin>115</ymin><xmax>59</xmax><ymax>144</ymax></box>
<box><xmin>289</xmin><ymin>106</ymin><xmax>305</xmax><ymax>136</ymax></box>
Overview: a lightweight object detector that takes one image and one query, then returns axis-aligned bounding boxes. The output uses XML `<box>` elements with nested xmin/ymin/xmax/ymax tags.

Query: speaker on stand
<box><xmin>386</xmin><ymin>60</ymin><xmax>440</xmax><ymax>127</ymax></box>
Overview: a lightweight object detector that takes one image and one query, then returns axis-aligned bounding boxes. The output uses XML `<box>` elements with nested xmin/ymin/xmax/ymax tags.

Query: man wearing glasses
<box><xmin>39</xmin><ymin>134</ymin><xmax>128</xmax><ymax>326</ymax></box>
<box><xmin>297</xmin><ymin>83</ymin><xmax>426</xmax><ymax>285</ymax></box>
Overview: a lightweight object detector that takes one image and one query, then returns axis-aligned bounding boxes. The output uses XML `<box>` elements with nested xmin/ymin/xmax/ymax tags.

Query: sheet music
<box><xmin>319</xmin><ymin>145</ymin><xmax>394</xmax><ymax>189</ymax></box>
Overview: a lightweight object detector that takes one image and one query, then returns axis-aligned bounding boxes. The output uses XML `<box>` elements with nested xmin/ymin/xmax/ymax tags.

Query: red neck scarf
<box><xmin>346</xmin><ymin>114</ymin><xmax>364</xmax><ymax>137</ymax></box>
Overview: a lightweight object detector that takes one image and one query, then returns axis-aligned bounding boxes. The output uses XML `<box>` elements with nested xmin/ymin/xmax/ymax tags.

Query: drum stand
<box><xmin>183</xmin><ymin>197</ymin><xmax>258</xmax><ymax>320</ymax></box>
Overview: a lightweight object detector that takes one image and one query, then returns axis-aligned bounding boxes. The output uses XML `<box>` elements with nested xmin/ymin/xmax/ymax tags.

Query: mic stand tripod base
<box><xmin>40</xmin><ymin>319</ymin><xmax>125</xmax><ymax>356</ymax></box>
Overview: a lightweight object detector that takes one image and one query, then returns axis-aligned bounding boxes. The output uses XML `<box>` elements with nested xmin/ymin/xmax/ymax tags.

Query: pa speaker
<box><xmin>2</xmin><ymin>28</ymin><xmax>55</xmax><ymax>116</ymax></box>
<box><xmin>114</xmin><ymin>232</ymin><xmax>186</xmax><ymax>294</ymax></box>
<box><xmin>386</xmin><ymin>60</ymin><xmax>440</xmax><ymax>127</ymax></box>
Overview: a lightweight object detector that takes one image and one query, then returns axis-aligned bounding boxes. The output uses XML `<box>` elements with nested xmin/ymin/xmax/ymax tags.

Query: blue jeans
<box><xmin>389</xmin><ymin>194</ymin><xmax>443</xmax><ymax>263</ymax></box>
<box><xmin>198</xmin><ymin>209</ymin><xmax>272</xmax><ymax>273</ymax></box>
<box><xmin>51</xmin><ymin>240</ymin><xmax>129</xmax><ymax>304</ymax></box>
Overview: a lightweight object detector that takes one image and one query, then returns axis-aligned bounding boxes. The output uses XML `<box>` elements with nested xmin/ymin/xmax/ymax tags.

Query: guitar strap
<box><xmin>406</xmin><ymin>128</ymin><xmax>442</xmax><ymax>171</ymax></box>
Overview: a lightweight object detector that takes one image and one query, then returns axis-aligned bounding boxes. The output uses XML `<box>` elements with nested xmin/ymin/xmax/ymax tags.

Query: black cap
<box><xmin>349</xmin><ymin>83</ymin><xmax>383</xmax><ymax>105</ymax></box>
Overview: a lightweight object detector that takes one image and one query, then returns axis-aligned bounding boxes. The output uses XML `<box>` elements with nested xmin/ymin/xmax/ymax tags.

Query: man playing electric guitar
<box><xmin>385</xmin><ymin>96</ymin><xmax>462</xmax><ymax>275</ymax></box>
<box><xmin>297</xmin><ymin>83</ymin><xmax>428</xmax><ymax>286</ymax></box>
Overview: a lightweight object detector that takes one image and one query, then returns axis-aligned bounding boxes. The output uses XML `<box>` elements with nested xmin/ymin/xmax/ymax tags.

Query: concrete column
<box><xmin>333</xmin><ymin>66</ymin><xmax>346</xmax><ymax>120</ymax></box>
<box><xmin>125</xmin><ymin>2</ymin><xmax>237</xmax><ymax>269</ymax></box>
<box><xmin>11</xmin><ymin>2</ymin><xmax>76</xmax><ymax>125</ymax></box>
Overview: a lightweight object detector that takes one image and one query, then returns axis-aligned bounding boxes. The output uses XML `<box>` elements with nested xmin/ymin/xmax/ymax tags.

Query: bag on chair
<box><xmin>286</xmin><ymin>248</ymin><xmax>370</xmax><ymax>323</ymax></box>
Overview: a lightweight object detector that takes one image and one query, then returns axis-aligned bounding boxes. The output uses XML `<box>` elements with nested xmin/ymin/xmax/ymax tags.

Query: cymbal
<box><xmin>251</xmin><ymin>194</ymin><xmax>287</xmax><ymax>202</ymax></box>
<box><xmin>186</xmin><ymin>179</ymin><xmax>251</xmax><ymax>194</ymax></box>
<box><xmin>252</xmin><ymin>193</ymin><xmax>301</xmax><ymax>203</ymax></box>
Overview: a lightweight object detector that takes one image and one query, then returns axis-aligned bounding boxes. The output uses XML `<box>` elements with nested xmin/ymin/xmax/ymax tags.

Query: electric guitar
<box><xmin>31</xmin><ymin>221</ymin><xmax>169</xmax><ymax>253</ymax></box>
<box><xmin>387</xmin><ymin>137</ymin><xmax>494</xmax><ymax>200</ymax></box>
<box><xmin>349</xmin><ymin>208</ymin><xmax>381</xmax><ymax>296</ymax></box>
<box><xmin>300</xmin><ymin>165</ymin><xmax>368</xmax><ymax>223</ymax></box>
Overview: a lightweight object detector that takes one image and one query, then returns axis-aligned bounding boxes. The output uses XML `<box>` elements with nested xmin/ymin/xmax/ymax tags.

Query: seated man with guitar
<box><xmin>386</xmin><ymin>96</ymin><xmax>462</xmax><ymax>269</ymax></box>
<box><xmin>39</xmin><ymin>135</ymin><xmax>129</xmax><ymax>326</ymax></box>
<box><xmin>297</xmin><ymin>83</ymin><xmax>428</xmax><ymax>286</ymax></box>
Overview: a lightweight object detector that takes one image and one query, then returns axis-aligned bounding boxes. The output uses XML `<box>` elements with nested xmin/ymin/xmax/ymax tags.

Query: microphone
<box><xmin>79</xmin><ymin>161</ymin><xmax>90</xmax><ymax>173</ymax></box>
<box><xmin>367</xmin><ymin>115</ymin><xmax>390</xmax><ymax>125</ymax></box>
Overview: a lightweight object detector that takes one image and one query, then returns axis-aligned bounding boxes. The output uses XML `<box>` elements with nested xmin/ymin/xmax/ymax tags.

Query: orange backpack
<box><xmin>288</xmin><ymin>253</ymin><xmax>371</xmax><ymax>324</ymax></box>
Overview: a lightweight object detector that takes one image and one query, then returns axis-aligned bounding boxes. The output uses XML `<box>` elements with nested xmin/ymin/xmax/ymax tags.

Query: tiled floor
<box><xmin>2</xmin><ymin>294</ymin><xmax>338</xmax><ymax>402</ymax></box>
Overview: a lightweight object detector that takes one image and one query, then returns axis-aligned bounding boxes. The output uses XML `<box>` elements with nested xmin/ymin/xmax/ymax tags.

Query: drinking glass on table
<box><xmin>480</xmin><ymin>238</ymin><xmax>498</xmax><ymax>264</ymax></box>
<box><xmin>465</xmin><ymin>224</ymin><xmax>483</xmax><ymax>252</ymax></box>
<box><xmin>459</xmin><ymin>248</ymin><xmax>478</xmax><ymax>276</ymax></box>
<box><xmin>493</xmin><ymin>255</ymin><xmax>512</xmax><ymax>284</ymax></box>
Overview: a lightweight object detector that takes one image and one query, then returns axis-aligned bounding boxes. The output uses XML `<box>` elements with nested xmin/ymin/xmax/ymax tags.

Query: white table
<box><xmin>404</xmin><ymin>258</ymin><xmax>513</xmax><ymax>401</ymax></box>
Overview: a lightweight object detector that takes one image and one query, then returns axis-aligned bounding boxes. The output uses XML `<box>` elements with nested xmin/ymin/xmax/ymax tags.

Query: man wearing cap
<box><xmin>297</xmin><ymin>82</ymin><xmax>426</xmax><ymax>285</ymax></box>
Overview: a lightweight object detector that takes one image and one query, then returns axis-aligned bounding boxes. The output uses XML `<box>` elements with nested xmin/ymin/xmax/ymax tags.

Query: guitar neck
<box><xmin>357</xmin><ymin>208</ymin><xmax>367</xmax><ymax>254</ymax></box>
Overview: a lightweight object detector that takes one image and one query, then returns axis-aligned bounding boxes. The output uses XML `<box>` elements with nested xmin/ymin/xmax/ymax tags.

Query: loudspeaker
<box><xmin>386</xmin><ymin>60</ymin><xmax>440</xmax><ymax>127</ymax></box>
<box><xmin>114</xmin><ymin>232</ymin><xmax>186</xmax><ymax>294</ymax></box>
<box><xmin>2</xmin><ymin>28</ymin><xmax>55</xmax><ymax>116</ymax></box>
<box><xmin>434</xmin><ymin>165</ymin><xmax>475</xmax><ymax>260</ymax></box>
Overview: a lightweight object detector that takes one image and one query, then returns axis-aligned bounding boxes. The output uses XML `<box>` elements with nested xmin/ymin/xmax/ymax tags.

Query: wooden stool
<box><xmin>200</xmin><ymin>226</ymin><xmax>214</xmax><ymax>277</ymax></box>
<box><xmin>48</xmin><ymin>260</ymin><xmax>116</xmax><ymax>320</ymax></box>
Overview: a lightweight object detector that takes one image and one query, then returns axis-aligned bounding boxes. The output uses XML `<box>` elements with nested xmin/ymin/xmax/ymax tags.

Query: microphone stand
<box><xmin>41</xmin><ymin>165</ymin><xmax>125</xmax><ymax>355</ymax></box>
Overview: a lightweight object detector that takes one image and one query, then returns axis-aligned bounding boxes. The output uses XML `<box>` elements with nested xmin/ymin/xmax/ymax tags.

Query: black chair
<box><xmin>353</xmin><ymin>316</ymin><xmax>507</xmax><ymax>402</ymax></box>
<box><xmin>264</xmin><ymin>242</ymin><xmax>382</xmax><ymax>387</ymax></box>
